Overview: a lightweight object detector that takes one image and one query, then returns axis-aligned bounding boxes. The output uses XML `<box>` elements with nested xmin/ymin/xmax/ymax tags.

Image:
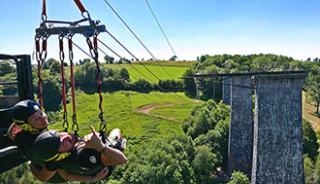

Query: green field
<box><xmin>104</xmin><ymin>63</ymin><xmax>192</xmax><ymax>83</ymax></box>
<box><xmin>50</xmin><ymin>91</ymin><xmax>201</xmax><ymax>146</ymax></box>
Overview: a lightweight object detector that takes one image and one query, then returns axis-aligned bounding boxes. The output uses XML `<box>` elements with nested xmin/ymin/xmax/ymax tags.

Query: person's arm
<box><xmin>29</xmin><ymin>162</ymin><xmax>56</xmax><ymax>182</ymax></box>
<box><xmin>100</xmin><ymin>145</ymin><xmax>128</xmax><ymax>166</ymax></box>
<box><xmin>57</xmin><ymin>167</ymin><xmax>109</xmax><ymax>182</ymax></box>
<box><xmin>84</xmin><ymin>126</ymin><xmax>128</xmax><ymax>166</ymax></box>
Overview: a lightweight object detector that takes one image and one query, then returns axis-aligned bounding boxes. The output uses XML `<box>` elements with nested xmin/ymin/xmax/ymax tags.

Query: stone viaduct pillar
<box><xmin>251</xmin><ymin>73</ymin><xmax>306</xmax><ymax>184</ymax></box>
<box><xmin>228</xmin><ymin>75</ymin><xmax>253</xmax><ymax>177</ymax></box>
<box><xmin>222</xmin><ymin>76</ymin><xmax>231</xmax><ymax>105</ymax></box>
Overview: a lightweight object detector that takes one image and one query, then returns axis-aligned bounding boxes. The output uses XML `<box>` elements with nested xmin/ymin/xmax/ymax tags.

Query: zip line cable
<box><xmin>102</xmin><ymin>31</ymin><xmax>164</xmax><ymax>83</ymax></box>
<box><xmin>72</xmin><ymin>41</ymin><xmax>160</xmax><ymax>103</ymax></box>
<box><xmin>96</xmin><ymin>40</ymin><xmax>169</xmax><ymax>101</ymax></box>
<box><xmin>143</xmin><ymin>0</ymin><xmax>177</xmax><ymax>58</ymax></box>
<box><xmin>101</xmin><ymin>0</ymin><xmax>176</xmax><ymax>80</ymax></box>
<box><xmin>98</xmin><ymin>48</ymin><xmax>159</xmax><ymax>103</ymax></box>
<box><xmin>97</xmin><ymin>42</ymin><xmax>154</xmax><ymax>83</ymax></box>
<box><xmin>100</xmin><ymin>32</ymin><xmax>189</xmax><ymax>103</ymax></box>
<box><xmin>97</xmin><ymin>38</ymin><xmax>156</xmax><ymax>82</ymax></box>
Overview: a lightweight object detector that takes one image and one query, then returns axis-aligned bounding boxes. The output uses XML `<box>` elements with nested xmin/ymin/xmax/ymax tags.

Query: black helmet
<box><xmin>31</xmin><ymin>130</ymin><xmax>60</xmax><ymax>164</ymax></box>
<box><xmin>13</xmin><ymin>100</ymin><xmax>41</xmax><ymax>124</ymax></box>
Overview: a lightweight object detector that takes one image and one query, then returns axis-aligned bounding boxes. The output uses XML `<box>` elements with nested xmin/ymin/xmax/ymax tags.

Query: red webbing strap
<box><xmin>59</xmin><ymin>36</ymin><xmax>68</xmax><ymax>131</ymax></box>
<box><xmin>35</xmin><ymin>36</ymin><xmax>47</xmax><ymax>109</ymax></box>
<box><xmin>42</xmin><ymin>0</ymin><xmax>47</xmax><ymax>21</ymax></box>
<box><xmin>74</xmin><ymin>0</ymin><xmax>87</xmax><ymax>13</ymax></box>
<box><xmin>86</xmin><ymin>35</ymin><xmax>106</xmax><ymax>140</ymax></box>
<box><xmin>68</xmin><ymin>36</ymin><xmax>79</xmax><ymax>134</ymax></box>
<box><xmin>93</xmin><ymin>36</ymin><xmax>103</xmax><ymax>114</ymax></box>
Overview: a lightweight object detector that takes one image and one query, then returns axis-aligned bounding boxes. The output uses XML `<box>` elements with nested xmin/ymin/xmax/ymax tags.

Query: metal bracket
<box><xmin>36</xmin><ymin>20</ymin><xmax>106</xmax><ymax>37</ymax></box>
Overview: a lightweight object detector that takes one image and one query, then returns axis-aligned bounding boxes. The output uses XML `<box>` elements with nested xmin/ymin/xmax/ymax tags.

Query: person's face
<box><xmin>27</xmin><ymin>110</ymin><xmax>49</xmax><ymax>129</ymax></box>
<box><xmin>58</xmin><ymin>132</ymin><xmax>77</xmax><ymax>153</ymax></box>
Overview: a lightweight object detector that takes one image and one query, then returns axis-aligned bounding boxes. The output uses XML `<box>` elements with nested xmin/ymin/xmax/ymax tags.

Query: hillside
<box><xmin>104</xmin><ymin>63</ymin><xmax>193</xmax><ymax>83</ymax></box>
<box><xmin>49</xmin><ymin>91</ymin><xmax>201</xmax><ymax>145</ymax></box>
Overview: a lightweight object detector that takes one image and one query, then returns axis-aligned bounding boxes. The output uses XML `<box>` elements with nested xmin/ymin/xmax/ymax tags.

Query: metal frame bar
<box><xmin>0</xmin><ymin>82</ymin><xmax>18</xmax><ymax>85</ymax></box>
<box><xmin>0</xmin><ymin>54</ymin><xmax>34</xmax><ymax>100</ymax></box>
<box><xmin>36</xmin><ymin>24</ymin><xmax>106</xmax><ymax>37</ymax></box>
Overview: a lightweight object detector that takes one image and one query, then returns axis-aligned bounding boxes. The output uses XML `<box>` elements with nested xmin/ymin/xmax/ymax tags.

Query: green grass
<box><xmin>151</xmin><ymin>103</ymin><xmax>199</xmax><ymax>122</ymax></box>
<box><xmin>104</xmin><ymin>63</ymin><xmax>191</xmax><ymax>83</ymax></box>
<box><xmin>49</xmin><ymin>91</ymin><xmax>200</xmax><ymax>146</ymax></box>
<box><xmin>135</xmin><ymin>61</ymin><xmax>196</xmax><ymax>67</ymax></box>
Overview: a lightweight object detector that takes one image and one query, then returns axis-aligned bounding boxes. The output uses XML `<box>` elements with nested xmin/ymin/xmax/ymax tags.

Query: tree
<box><xmin>43</xmin><ymin>58</ymin><xmax>57</xmax><ymax>69</ymax></box>
<box><xmin>306</xmin><ymin>73</ymin><xmax>320</xmax><ymax>114</ymax></box>
<box><xmin>182</xmin><ymin>69</ymin><xmax>197</xmax><ymax>98</ymax></box>
<box><xmin>193</xmin><ymin>145</ymin><xmax>218</xmax><ymax>183</ymax></box>
<box><xmin>42</xmin><ymin>76</ymin><xmax>62</xmax><ymax>111</ymax></box>
<box><xmin>0</xmin><ymin>73</ymin><xmax>17</xmax><ymax>95</ymax></box>
<box><xmin>104</xmin><ymin>55</ymin><xmax>115</xmax><ymax>64</ymax></box>
<box><xmin>120</xmin><ymin>139</ymin><xmax>196</xmax><ymax>184</ymax></box>
<box><xmin>79</xmin><ymin>58</ymin><xmax>91</xmax><ymax>65</ymax></box>
<box><xmin>158</xmin><ymin>80</ymin><xmax>183</xmax><ymax>92</ymax></box>
<box><xmin>74</xmin><ymin>62</ymin><xmax>107</xmax><ymax>93</ymax></box>
<box><xmin>304</xmin><ymin>156</ymin><xmax>316</xmax><ymax>184</ymax></box>
<box><xmin>302</xmin><ymin>120</ymin><xmax>319</xmax><ymax>160</ymax></box>
<box><xmin>119</xmin><ymin>68</ymin><xmax>130</xmax><ymax>81</ymax></box>
<box><xmin>130</xmin><ymin>79</ymin><xmax>154</xmax><ymax>93</ymax></box>
<box><xmin>169</xmin><ymin>55</ymin><xmax>177</xmax><ymax>61</ymax></box>
<box><xmin>227</xmin><ymin>171</ymin><xmax>250</xmax><ymax>184</ymax></box>
<box><xmin>315</xmin><ymin>155</ymin><xmax>320</xmax><ymax>183</ymax></box>
<box><xmin>0</xmin><ymin>60</ymin><xmax>15</xmax><ymax>76</ymax></box>
<box><xmin>0</xmin><ymin>163</ymin><xmax>41</xmax><ymax>184</ymax></box>
<box><xmin>49</xmin><ymin>60</ymin><xmax>61</xmax><ymax>74</ymax></box>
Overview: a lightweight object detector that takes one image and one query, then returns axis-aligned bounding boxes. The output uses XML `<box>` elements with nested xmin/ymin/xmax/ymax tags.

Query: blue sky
<box><xmin>1</xmin><ymin>0</ymin><xmax>320</xmax><ymax>62</ymax></box>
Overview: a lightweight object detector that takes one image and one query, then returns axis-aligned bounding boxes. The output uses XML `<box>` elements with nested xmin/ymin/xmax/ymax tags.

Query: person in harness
<box><xmin>6</xmin><ymin>100</ymin><xmax>49</xmax><ymax>152</ymax></box>
<box><xmin>29</xmin><ymin>126</ymin><xmax>127</xmax><ymax>183</ymax></box>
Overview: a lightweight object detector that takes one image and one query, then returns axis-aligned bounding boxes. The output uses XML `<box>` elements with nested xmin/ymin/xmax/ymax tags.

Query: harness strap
<box><xmin>59</xmin><ymin>35</ymin><xmax>68</xmax><ymax>132</ymax></box>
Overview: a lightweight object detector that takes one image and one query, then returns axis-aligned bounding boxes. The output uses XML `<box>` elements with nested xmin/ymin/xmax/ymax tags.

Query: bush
<box><xmin>304</xmin><ymin>156</ymin><xmax>316</xmax><ymax>184</ymax></box>
<box><xmin>120</xmin><ymin>138</ymin><xmax>196</xmax><ymax>184</ymax></box>
<box><xmin>302</xmin><ymin>120</ymin><xmax>319</xmax><ymax>160</ymax></box>
<box><xmin>103</xmin><ymin>77</ymin><xmax>126</xmax><ymax>92</ymax></box>
<box><xmin>182</xmin><ymin>69</ymin><xmax>197</xmax><ymax>98</ymax></box>
<box><xmin>227</xmin><ymin>171</ymin><xmax>250</xmax><ymax>184</ymax></box>
<box><xmin>158</xmin><ymin>80</ymin><xmax>183</xmax><ymax>92</ymax></box>
<box><xmin>193</xmin><ymin>145</ymin><xmax>218</xmax><ymax>183</ymax></box>
<box><xmin>129</xmin><ymin>79</ymin><xmax>154</xmax><ymax>93</ymax></box>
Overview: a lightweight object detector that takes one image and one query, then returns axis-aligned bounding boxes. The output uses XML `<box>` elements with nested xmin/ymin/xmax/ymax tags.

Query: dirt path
<box><xmin>136</xmin><ymin>103</ymin><xmax>178</xmax><ymax>122</ymax></box>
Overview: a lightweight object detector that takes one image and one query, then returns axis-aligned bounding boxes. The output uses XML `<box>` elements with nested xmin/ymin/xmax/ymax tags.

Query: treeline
<box><xmin>44</xmin><ymin>59</ymin><xmax>184</xmax><ymax>111</ymax></box>
<box><xmin>183</xmin><ymin>54</ymin><xmax>320</xmax><ymax>114</ymax></box>
<box><xmin>0</xmin><ymin>58</ymin><xmax>184</xmax><ymax>111</ymax></box>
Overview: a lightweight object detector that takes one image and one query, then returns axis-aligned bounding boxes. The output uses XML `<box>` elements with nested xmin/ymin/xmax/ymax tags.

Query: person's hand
<box><xmin>83</xmin><ymin>126</ymin><xmax>105</xmax><ymax>152</ymax></box>
<box><xmin>93</xmin><ymin>167</ymin><xmax>109</xmax><ymax>181</ymax></box>
<box><xmin>8</xmin><ymin>123</ymin><xmax>22</xmax><ymax>141</ymax></box>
